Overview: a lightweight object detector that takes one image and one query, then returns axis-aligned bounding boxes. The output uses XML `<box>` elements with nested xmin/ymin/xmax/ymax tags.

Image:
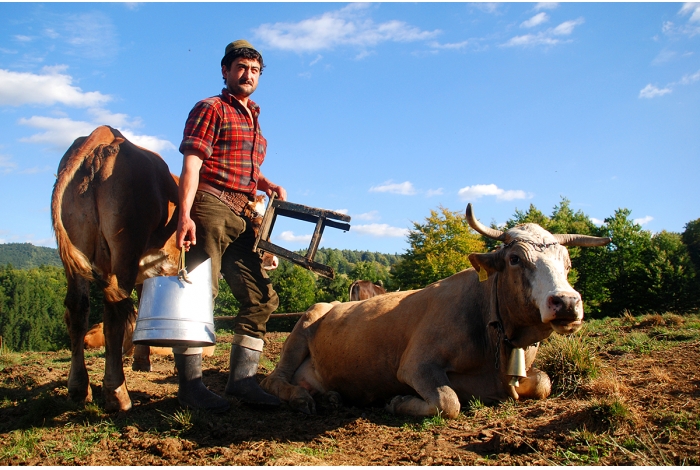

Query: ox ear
<box><xmin>468</xmin><ymin>252</ymin><xmax>503</xmax><ymax>281</ymax></box>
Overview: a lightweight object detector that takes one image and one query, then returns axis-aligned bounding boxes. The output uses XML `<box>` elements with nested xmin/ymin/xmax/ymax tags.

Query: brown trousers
<box><xmin>186</xmin><ymin>191</ymin><xmax>279</xmax><ymax>340</ymax></box>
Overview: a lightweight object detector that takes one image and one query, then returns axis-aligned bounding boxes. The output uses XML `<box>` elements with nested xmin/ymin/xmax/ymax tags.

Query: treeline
<box><xmin>0</xmin><ymin>248</ymin><xmax>401</xmax><ymax>351</ymax></box>
<box><xmin>0</xmin><ymin>243</ymin><xmax>62</xmax><ymax>269</ymax></box>
<box><xmin>2</xmin><ymin>200</ymin><xmax>699</xmax><ymax>351</ymax></box>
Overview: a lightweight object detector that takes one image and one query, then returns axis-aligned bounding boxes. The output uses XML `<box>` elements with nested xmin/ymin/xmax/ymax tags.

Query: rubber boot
<box><xmin>174</xmin><ymin>353</ymin><xmax>230</xmax><ymax>413</ymax></box>
<box><xmin>225</xmin><ymin>335</ymin><xmax>281</xmax><ymax>406</ymax></box>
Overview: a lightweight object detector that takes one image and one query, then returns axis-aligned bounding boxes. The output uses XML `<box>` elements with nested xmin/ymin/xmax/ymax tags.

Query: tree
<box><xmin>315</xmin><ymin>273</ymin><xmax>352</xmax><ymax>303</ymax></box>
<box><xmin>0</xmin><ymin>265</ymin><xmax>69</xmax><ymax>351</ymax></box>
<box><xmin>391</xmin><ymin>206</ymin><xmax>485</xmax><ymax>290</ymax></box>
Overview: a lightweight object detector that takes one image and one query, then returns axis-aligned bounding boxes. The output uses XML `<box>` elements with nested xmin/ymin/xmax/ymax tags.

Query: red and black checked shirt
<box><xmin>179</xmin><ymin>88</ymin><xmax>267</xmax><ymax>196</ymax></box>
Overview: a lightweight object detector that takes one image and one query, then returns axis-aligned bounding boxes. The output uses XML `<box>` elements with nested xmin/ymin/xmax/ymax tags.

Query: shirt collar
<box><xmin>221</xmin><ymin>88</ymin><xmax>260</xmax><ymax>117</ymax></box>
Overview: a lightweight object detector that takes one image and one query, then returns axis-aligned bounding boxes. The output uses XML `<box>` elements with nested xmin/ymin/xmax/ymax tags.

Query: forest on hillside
<box><xmin>1</xmin><ymin>197</ymin><xmax>699</xmax><ymax>352</ymax></box>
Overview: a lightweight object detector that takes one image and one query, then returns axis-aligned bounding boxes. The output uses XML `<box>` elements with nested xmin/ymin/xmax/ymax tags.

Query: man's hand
<box><xmin>258</xmin><ymin>174</ymin><xmax>287</xmax><ymax>201</ymax></box>
<box><xmin>177</xmin><ymin>216</ymin><xmax>197</xmax><ymax>250</ymax></box>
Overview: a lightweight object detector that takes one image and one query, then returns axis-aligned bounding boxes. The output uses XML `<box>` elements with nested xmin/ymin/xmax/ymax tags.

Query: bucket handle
<box><xmin>178</xmin><ymin>246</ymin><xmax>193</xmax><ymax>284</ymax></box>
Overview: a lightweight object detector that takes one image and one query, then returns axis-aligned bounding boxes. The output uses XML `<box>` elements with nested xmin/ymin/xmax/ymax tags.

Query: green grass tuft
<box><xmin>537</xmin><ymin>328</ymin><xmax>600</xmax><ymax>396</ymax></box>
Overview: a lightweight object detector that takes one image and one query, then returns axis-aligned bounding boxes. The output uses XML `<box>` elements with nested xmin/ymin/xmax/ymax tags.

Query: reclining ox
<box><xmin>261</xmin><ymin>204</ymin><xmax>611</xmax><ymax>418</ymax></box>
<box><xmin>52</xmin><ymin>126</ymin><xmax>276</xmax><ymax>412</ymax></box>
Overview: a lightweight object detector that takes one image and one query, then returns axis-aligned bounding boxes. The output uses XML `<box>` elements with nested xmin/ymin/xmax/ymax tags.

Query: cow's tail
<box><xmin>349</xmin><ymin>280</ymin><xmax>359</xmax><ymax>301</ymax></box>
<box><xmin>51</xmin><ymin>126</ymin><xmax>122</xmax><ymax>281</ymax></box>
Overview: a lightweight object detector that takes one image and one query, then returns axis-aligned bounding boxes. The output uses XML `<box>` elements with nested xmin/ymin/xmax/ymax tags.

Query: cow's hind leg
<box><xmin>64</xmin><ymin>275</ymin><xmax>92</xmax><ymax>404</ymax></box>
<box><xmin>389</xmin><ymin>365</ymin><xmax>461</xmax><ymax>418</ymax></box>
<box><xmin>101</xmin><ymin>274</ymin><xmax>135</xmax><ymax>412</ymax></box>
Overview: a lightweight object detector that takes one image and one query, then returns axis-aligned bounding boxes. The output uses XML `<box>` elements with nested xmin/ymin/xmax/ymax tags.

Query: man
<box><xmin>175</xmin><ymin>39</ymin><xmax>287</xmax><ymax>412</ymax></box>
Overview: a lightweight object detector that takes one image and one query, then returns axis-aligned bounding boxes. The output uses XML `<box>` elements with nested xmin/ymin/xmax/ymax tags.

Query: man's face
<box><xmin>222</xmin><ymin>57</ymin><xmax>261</xmax><ymax>99</ymax></box>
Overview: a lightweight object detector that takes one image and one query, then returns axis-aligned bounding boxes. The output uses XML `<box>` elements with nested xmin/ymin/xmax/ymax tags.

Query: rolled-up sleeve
<box><xmin>179</xmin><ymin>101</ymin><xmax>219</xmax><ymax>159</ymax></box>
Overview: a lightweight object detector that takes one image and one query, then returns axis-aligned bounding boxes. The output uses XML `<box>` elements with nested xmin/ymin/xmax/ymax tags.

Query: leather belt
<box><xmin>198</xmin><ymin>181</ymin><xmax>252</xmax><ymax>217</ymax></box>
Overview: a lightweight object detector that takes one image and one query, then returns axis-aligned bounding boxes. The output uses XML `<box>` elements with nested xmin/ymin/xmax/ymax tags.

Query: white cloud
<box><xmin>639</xmin><ymin>84</ymin><xmax>672</xmax><ymax>99</ymax></box>
<box><xmin>369</xmin><ymin>180</ymin><xmax>416</xmax><ymax>195</ymax></box>
<box><xmin>18</xmin><ymin>114</ymin><xmax>175</xmax><ymax>153</ymax></box>
<box><xmin>333</xmin><ymin>208</ymin><xmax>349</xmax><ymax>215</ymax></box>
<box><xmin>634</xmin><ymin>215</ymin><xmax>654</xmax><ymax>226</ymax></box>
<box><xmin>254</xmin><ymin>4</ymin><xmax>439</xmax><ymax>53</ymax></box>
<box><xmin>458</xmin><ymin>183</ymin><xmax>531</xmax><ymax>201</ymax></box>
<box><xmin>639</xmin><ymin>69</ymin><xmax>700</xmax><ymax>99</ymax></box>
<box><xmin>426</xmin><ymin>188</ymin><xmax>444</xmax><ymax>197</ymax></box>
<box><xmin>664</xmin><ymin>4</ymin><xmax>700</xmax><ymax>37</ymax></box>
<box><xmin>470</xmin><ymin>3</ymin><xmax>501</xmax><ymax>14</ymax></box>
<box><xmin>652</xmin><ymin>49</ymin><xmax>677</xmax><ymax>65</ymax></box>
<box><xmin>680</xmin><ymin>3</ymin><xmax>700</xmax><ymax>23</ymax></box>
<box><xmin>0</xmin><ymin>154</ymin><xmax>18</xmax><ymax>174</ymax></box>
<box><xmin>354</xmin><ymin>210</ymin><xmax>380</xmax><ymax>221</ymax></box>
<box><xmin>534</xmin><ymin>3</ymin><xmax>559</xmax><ymax>11</ymax></box>
<box><xmin>552</xmin><ymin>18</ymin><xmax>585</xmax><ymax>36</ymax></box>
<box><xmin>0</xmin><ymin>66</ymin><xmax>111</xmax><ymax>107</ymax></box>
<box><xmin>351</xmin><ymin>223</ymin><xmax>409</xmax><ymax>238</ymax></box>
<box><xmin>590</xmin><ymin>217</ymin><xmax>604</xmax><ymax>226</ymax></box>
<box><xmin>521</xmin><ymin>13</ymin><xmax>549</xmax><ymax>29</ymax></box>
<box><xmin>679</xmin><ymin>69</ymin><xmax>700</xmax><ymax>85</ymax></box>
<box><xmin>503</xmin><ymin>18</ymin><xmax>584</xmax><ymax>47</ymax></box>
<box><xmin>18</xmin><ymin>116</ymin><xmax>97</xmax><ymax>148</ymax></box>
<box><xmin>120</xmin><ymin>131</ymin><xmax>176</xmax><ymax>154</ymax></box>
<box><xmin>428</xmin><ymin>40</ymin><xmax>472</xmax><ymax>50</ymax></box>
<box><xmin>277</xmin><ymin>231</ymin><xmax>312</xmax><ymax>243</ymax></box>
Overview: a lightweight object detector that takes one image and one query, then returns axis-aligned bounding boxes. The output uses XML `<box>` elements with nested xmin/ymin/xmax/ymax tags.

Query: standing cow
<box><xmin>261</xmin><ymin>204</ymin><xmax>611</xmax><ymax>418</ymax></box>
<box><xmin>52</xmin><ymin>126</ymin><xmax>181</xmax><ymax>412</ymax></box>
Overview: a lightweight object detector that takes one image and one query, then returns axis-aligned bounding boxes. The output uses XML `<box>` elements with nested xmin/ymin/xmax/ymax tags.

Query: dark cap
<box><xmin>222</xmin><ymin>39</ymin><xmax>261</xmax><ymax>62</ymax></box>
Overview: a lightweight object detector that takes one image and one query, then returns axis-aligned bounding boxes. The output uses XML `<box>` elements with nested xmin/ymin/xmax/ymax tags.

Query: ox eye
<box><xmin>509</xmin><ymin>255</ymin><xmax>520</xmax><ymax>266</ymax></box>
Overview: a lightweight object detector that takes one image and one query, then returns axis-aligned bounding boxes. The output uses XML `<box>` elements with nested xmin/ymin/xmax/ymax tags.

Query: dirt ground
<box><xmin>1</xmin><ymin>323</ymin><xmax>699</xmax><ymax>465</ymax></box>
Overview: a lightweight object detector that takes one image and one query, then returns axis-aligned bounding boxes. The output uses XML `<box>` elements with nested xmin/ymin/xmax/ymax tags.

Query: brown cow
<box><xmin>53</xmin><ymin>125</ymin><xmax>181</xmax><ymax>412</ymax></box>
<box><xmin>261</xmin><ymin>204</ymin><xmax>611</xmax><ymax>418</ymax></box>
<box><xmin>349</xmin><ymin>280</ymin><xmax>386</xmax><ymax>301</ymax></box>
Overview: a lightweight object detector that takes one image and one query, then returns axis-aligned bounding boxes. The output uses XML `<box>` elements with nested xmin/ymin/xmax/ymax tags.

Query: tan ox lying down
<box><xmin>261</xmin><ymin>204</ymin><xmax>611</xmax><ymax>418</ymax></box>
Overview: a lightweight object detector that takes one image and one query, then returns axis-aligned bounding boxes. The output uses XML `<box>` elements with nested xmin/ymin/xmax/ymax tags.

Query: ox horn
<box><xmin>552</xmin><ymin>234</ymin><xmax>612</xmax><ymax>247</ymax></box>
<box><xmin>465</xmin><ymin>204</ymin><xmax>506</xmax><ymax>241</ymax></box>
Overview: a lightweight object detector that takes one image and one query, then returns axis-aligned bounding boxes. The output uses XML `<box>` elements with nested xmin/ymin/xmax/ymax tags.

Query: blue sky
<box><xmin>1</xmin><ymin>2</ymin><xmax>699</xmax><ymax>255</ymax></box>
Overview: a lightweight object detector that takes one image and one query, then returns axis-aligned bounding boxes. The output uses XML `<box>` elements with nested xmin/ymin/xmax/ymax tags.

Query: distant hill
<box><xmin>0</xmin><ymin>243</ymin><xmax>62</xmax><ymax>269</ymax></box>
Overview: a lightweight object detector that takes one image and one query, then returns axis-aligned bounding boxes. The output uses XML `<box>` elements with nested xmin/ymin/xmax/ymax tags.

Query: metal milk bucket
<box><xmin>133</xmin><ymin>256</ymin><xmax>215</xmax><ymax>348</ymax></box>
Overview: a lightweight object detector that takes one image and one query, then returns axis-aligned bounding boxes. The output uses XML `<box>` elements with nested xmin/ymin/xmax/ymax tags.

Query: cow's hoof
<box><xmin>132</xmin><ymin>360</ymin><xmax>151</xmax><ymax>372</ymax></box>
<box><xmin>385</xmin><ymin>395</ymin><xmax>412</xmax><ymax>415</ymax></box>
<box><xmin>290</xmin><ymin>396</ymin><xmax>316</xmax><ymax>415</ymax></box>
<box><xmin>104</xmin><ymin>384</ymin><xmax>132</xmax><ymax>412</ymax></box>
<box><xmin>320</xmin><ymin>391</ymin><xmax>342</xmax><ymax>409</ymax></box>
<box><xmin>68</xmin><ymin>384</ymin><xmax>93</xmax><ymax>404</ymax></box>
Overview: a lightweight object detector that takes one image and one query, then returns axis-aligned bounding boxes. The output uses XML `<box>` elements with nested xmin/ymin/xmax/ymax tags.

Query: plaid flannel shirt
<box><xmin>179</xmin><ymin>88</ymin><xmax>267</xmax><ymax>196</ymax></box>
